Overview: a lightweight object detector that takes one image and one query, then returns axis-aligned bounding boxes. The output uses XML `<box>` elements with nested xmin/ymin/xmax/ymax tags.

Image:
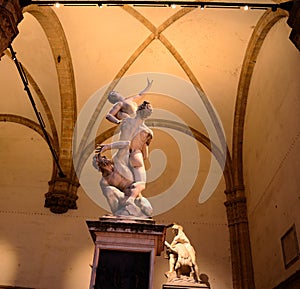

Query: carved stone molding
<box><xmin>225</xmin><ymin>196</ymin><xmax>248</xmax><ymax>226</ymax></box>
<box><xmin>0</xmin><ymin>0</ymin><xmax>23</xmax><ymax>58</ymax></box>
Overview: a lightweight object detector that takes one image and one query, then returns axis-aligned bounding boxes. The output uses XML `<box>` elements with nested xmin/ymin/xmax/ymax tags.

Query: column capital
<box><xmin>45</xmin><ymin>176</ymin><xmax>80</xmax><ymax>213</ymax></box>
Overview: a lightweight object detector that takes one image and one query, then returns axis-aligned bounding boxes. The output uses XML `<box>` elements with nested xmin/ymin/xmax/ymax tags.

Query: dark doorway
<box><xmin>95</xmin><ymin>249</ymin><xmax>150</xmax><ymax>289</ymax></box>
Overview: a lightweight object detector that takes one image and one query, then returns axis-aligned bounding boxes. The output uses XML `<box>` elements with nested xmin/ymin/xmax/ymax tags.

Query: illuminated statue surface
<box><xmin>164</xmin><ymin>224</ymin><xmax>200</xmax><ymax>284</ymax></box>
<box><xmin>93</xmin><ymin>97</ymin><xmax>154</xmax><ymax>218</ymax></box>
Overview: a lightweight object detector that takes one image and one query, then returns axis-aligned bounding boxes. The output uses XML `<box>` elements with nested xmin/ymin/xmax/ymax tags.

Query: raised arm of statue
<box><xmin>106</xmin><ymin>78</ymin><xmax>153</xmax><ymax>124</ymax></box>
<box><xmin>95</xmin><ymin>141</ymin><xmax>130</xmax><ymax>154</ymax></box>
<box><xmin>130</xmin><ymin>78</ymin><xmax>153</xmax><ymax>100</ymax></box>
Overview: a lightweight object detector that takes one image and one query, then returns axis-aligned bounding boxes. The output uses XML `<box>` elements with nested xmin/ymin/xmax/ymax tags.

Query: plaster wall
<box><xmin>244</xmin><ymin>18</ymin><xmax>300</xmax><ymax>289</ymax></box>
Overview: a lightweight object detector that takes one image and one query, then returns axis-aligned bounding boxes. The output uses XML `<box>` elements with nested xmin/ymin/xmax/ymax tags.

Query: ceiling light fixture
<box><xmin>20</xmin><ymin>0</ymin><xmax>293</xmax><ymax>12</ymax></box>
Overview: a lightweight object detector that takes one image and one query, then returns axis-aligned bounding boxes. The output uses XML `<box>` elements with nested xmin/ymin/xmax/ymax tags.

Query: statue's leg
<box><xmin>130</xmin><ymin>151</ymin><xmax>147</xmax><ymax>186</ymax></box>
<box><xmin>188</xmin><ymin>247</ymin><xmax>200</xmax><ymax>282</ymax></box>
<box><xmin>193</xmin><ymin>263</ymin><xmax>200</xmax><ymax>282</ymax></box>
<box><xmin>129</xmin><ymin>181</ymin><xmax>145</xmax><ymax>199</ymax></box>
<box><xmin>169</xmin><ymin>253</ymin><xmax>176</xmax><ymax>272</ymax></box>
<box><xmin>135</xmin><ymin>195</ymin><xmax>153</xmax><ymax>217</ymax></box>
<box><xmin>101</xmin><ymin>185</ymin><xmax>124</xmax><ymax>213</ymax></box>
<box><xmin>176</xmin><ymin>267</ymin><xmax>181</xmax><ymax>279</ymax></box>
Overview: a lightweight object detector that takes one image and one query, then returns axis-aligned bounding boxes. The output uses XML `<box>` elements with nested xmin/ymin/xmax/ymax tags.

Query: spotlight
<box><xmin>170</xmin><ymin>3</ymin><xmax>176</xmax><ymax>9</ymax></box>
<box><xmin>55</xmin><ymin>2</ymin><xmax>60</xmax><ymax>8</ymax></box>
<box><xmin>243</xmin><ymin>5</ymin><xmax>249</xmax><ymax>10</ymax></box>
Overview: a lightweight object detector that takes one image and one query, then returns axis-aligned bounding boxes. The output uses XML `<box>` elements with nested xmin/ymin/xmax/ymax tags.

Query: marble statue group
<box><xmin>93</xmin><ymin>79</ymin><xmax>154</xmax><ymax>218</ymax></box>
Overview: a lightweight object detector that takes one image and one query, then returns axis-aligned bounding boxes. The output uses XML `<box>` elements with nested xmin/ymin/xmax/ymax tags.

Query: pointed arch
<box><xmin>23</xmin><ymin>5</ymin><xmax>77</xmax><ymax>174</ymax></box>
<box><xmin>232</xmin><ymin>9</ymin><xmax>288</xmax><ymax>187</ymax></box>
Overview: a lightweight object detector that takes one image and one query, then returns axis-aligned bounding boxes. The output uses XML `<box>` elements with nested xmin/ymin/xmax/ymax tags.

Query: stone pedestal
<box><xmin>162</xmin><ymin>273</ymin><xmax>211</xmax><ymax>289</ymax></box>
<box><xmin>86</xmin><ymin>216</ymin><xmax>167</xmax><ymax>289</ymax></box>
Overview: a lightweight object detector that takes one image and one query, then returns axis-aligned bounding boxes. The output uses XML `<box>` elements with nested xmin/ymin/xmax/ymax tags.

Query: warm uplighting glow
<box><xmin>0</xmin><ymin>240</ymin><xmax>18</xmax><ymax>283</ymax></box>
<box><xmin>63</xmin><ymin>247</ymin><xmax>94</xmax><ymax>289</ymax></box>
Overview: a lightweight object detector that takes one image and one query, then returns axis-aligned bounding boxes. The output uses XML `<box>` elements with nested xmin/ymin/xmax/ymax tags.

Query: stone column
<box><xmin>225</xmin><ymin>187</ymin><xmax>255</xmax><ymax>289</ymax></box>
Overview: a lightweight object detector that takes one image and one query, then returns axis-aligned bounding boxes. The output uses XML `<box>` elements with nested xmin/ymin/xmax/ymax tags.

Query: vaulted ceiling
<box><xmin>1</xmin><ymin>0</ymin><xmax>293</xmax><ymax>206</ymax></box>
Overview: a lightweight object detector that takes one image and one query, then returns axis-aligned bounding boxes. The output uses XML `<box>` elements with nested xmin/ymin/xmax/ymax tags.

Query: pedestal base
<box><xmin>86</xmin><ymin>216</ymin><xmax>166</xmax><ymax>289</ymax></box>
<box><xmin>163</xmin><ymin>273</ymin><xmax>210</xmax><ymax>289</ymax></box>
<box><xmin>163</xmin><ymin>283</ymin><xmax>210</xmax><ymax>289</ymax></box>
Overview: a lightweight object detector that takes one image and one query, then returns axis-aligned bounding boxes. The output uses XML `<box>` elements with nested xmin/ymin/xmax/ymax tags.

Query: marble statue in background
<box><xmin>93</xmin><ymin>100</ymin><xmax>154</xmax><ymax>218</ymax></box>
<box><xmin>164</xmin><ymin>224</ymin><xmax>200</xmax><ymax>283</ymax></box>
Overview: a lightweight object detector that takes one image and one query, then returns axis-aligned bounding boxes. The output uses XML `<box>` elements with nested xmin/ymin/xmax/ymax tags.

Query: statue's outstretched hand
<box><xmin>95</xmin><ymin>144</ymin><xmax>107</xmax><ymax>154</ymax></box>
<box><xmin>138</xmin><ymin>78</ymin><xmax>154</xmax><ymax>96</ymax></box>
<box><xmin>147</xmin><ymin>77</ymin><xmax>153</xmax><ymax>87</ymax></box>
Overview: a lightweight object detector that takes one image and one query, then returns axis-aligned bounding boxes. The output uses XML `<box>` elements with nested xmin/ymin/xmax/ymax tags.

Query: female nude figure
<box><xmin>106</xmin><ymin>78</ymin><xmax>153</xmax><ymax>124</ymax></box>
